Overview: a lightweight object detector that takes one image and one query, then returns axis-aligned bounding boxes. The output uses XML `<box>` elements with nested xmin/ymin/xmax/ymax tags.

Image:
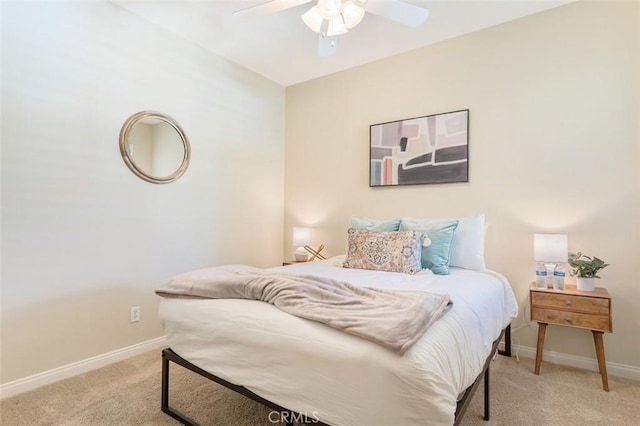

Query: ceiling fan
<box><xmin>233</xmin><ymin>0</ymin><xmax>429</xmax><ymax>57</ymax></box>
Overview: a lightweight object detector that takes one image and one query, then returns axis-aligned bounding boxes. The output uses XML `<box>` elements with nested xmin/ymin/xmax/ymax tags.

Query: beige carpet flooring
<box><xmin>1</xmin><ymin>350</ymin><xmax>639</xmax><ymax>425</ymax></box>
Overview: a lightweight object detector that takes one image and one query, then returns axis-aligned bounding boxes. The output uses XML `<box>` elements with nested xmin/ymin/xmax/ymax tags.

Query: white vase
<box><xmin>576</xmin><ymin>277</ymin><xmax>596</xmax><ymax>292</ymax></box>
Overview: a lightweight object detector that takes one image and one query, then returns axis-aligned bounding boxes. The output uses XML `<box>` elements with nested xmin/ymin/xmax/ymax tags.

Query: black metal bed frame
<box><xmin>162</xmin><ymin>324</ymin><xmax>511</xmax><ymax>426</ymax></box>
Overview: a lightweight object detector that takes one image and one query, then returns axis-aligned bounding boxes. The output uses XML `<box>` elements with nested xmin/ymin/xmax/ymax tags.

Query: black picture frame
<box><xmin>369</xmin><ymin>109</ymin><xmax>469</xmax><ymax>187</ymax></box>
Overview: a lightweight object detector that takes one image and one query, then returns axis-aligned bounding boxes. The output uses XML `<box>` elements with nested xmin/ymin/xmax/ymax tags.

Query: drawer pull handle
<box><xmin>565</xmin><ymin>300</ymin><xmax>572</xmax><ymax>306</ymax></box>
<box><xmin>565</xmin><ymin>317</ymin><xmax>573</xmax><ymax>324</ymax></box>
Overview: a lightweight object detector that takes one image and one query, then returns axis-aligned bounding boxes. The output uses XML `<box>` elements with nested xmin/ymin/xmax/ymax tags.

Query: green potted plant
<box><xmin>568</xmin><ymin>252</ymin><xmax>609</xmax><ymax>291</ymax></box>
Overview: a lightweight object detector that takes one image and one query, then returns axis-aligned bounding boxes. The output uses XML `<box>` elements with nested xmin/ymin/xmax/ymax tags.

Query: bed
<box><xmin>157</xmin><ymin>256</ymin><xmax>518</xmax><ymax>425</ymax></box>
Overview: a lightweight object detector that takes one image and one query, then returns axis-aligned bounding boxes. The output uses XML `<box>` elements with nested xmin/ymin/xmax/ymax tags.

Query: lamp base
<box><xmin>294</xmin><ymin>247</ymin><xmax>309</xmax><ymax>262</ymax></box>
<box><xmin>304</xmin><ymin>244</ymin><xmax>326</xmax><ymax>261</ymax></box>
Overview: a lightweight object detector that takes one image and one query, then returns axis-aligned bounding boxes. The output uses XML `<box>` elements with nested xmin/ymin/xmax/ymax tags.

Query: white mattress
<box><xmin>158</xmin><ymin>258</ymin><xmax>518</xmax><ymax>425</ymax></box>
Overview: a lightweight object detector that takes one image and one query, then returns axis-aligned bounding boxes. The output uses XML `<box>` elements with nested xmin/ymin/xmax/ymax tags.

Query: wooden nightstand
<box><xmin>530</xmin><ymin>283</ymin><xmax>612</xmax><ymax>391</ymax></box>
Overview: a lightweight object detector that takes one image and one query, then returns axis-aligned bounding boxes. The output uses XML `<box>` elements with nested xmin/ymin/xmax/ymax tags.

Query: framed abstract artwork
<box><xmin>369</xmin><ymin>109</ymin><xmax>469</xmax><ymax>187</ymax></box>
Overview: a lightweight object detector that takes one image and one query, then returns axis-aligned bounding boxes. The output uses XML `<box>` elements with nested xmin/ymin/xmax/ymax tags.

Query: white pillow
<box><xmin>401</xmin><ymin>213</ymin><xmax>486</xmax><ymax>271</ymax></box>
<box><xmin>448</xmin><ymin>214</ymin><xmax>486</xmax><ymax>271</ymax></box>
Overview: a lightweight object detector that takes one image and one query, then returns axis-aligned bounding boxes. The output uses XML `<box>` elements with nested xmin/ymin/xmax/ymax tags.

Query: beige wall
<box><xmin>1</xmin><ymin>1</ymin><xmax>285</xmax><ymax>383</ymax></box>
<box><xmin>285</xmin><ymin>1</ymin><xmax>639</xmax><ymax>368</ymax></box>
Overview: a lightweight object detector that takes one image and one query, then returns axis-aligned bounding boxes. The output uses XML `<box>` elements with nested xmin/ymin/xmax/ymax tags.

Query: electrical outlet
<box><xmin>130</xmin><ymin>306</ymin><xmax>140</xmax><ymax>323</ymax></box>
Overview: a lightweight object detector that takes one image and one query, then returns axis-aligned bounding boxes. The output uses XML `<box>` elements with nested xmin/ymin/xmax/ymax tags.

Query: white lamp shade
<box><xmin>293</xmin><ymin>227</ymin><xmax>311</xmax><ymax>246</ymax></box>
<box><xmin>534</xmin><ymin>234</ymin><xmax>568</xmax><ymax>262</ymax></box>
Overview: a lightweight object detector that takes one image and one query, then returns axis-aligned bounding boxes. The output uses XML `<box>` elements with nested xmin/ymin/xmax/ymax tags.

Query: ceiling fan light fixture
<box><xmin>239</xmin><ymin>0</ymin><xmax>428</xmax><ymax>58</ymax></box>
<box><xmin>317</xmin><ymin>0</ymin><xmax>343</xmax><ymax>19</ymax></box>
<box><xmin>341</xmin><ymin>1</ymin><xmax>365</xmax><ymax>29</ymax></box>
<box><xmin>301</xmin><ymin>6</ymin><xmax>323</xmax><ymax>32</ymax></box>
<box><xmin>327</xmin><ymin>15</ymin><xmax>348</xmax><ymax>35</ymax></box>
<box><xmin>302</xmin><ymin>4</ymin><xmax>348</xmax><ymax>36</ymax></box>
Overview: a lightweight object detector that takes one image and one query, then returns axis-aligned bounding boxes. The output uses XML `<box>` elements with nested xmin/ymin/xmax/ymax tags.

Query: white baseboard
<box><xmin>0</xmin><ymin>336</ymin><xmax>167</xmax><ymax>400</ymax></box>
<box><xmin>505</xmin><ymin>343</ymin><xmax>640</xmax><ymax>382</ymax></box>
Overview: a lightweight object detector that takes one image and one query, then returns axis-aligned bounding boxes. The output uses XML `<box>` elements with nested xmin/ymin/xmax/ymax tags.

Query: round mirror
<box><xmin>119</xmin><ymin>111</ymin><xmax>191</xmax><ymax>184</ymax></box>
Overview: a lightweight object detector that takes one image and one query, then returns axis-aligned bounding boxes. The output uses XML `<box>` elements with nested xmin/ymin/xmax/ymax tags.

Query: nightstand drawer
<box><xmin>531</xmin><ymin>292</ymin><xmax>609</xmax><ymax>315</ymax></box>
<box><xmin>531</xmin><ymin>307</ymin><xmax>611</xmax><ymax>332</ymax></box>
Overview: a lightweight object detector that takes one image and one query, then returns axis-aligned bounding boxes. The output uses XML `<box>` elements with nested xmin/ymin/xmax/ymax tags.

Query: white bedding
<box><xmin>158</xmin><ymin>257</ymin><xmax>518</xmax><ymax>425</ymax></box>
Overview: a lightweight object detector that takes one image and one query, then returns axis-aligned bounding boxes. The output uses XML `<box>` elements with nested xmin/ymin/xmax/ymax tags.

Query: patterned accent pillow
<box><xmin>342</xmin><ymin>229</ymin><xmax>423</xmax><ymax>274</ymax></box>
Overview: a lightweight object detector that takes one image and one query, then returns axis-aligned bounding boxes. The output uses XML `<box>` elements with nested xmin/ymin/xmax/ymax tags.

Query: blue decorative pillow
<box><xmin>399</xmin><ymin>219</ymin><xmax>459</xmax><ymax>275</ymax></box>
<box><xmin>351</xmin><ymin>216</ymin><xmax>401</xmax><ymax>232</ymax></box>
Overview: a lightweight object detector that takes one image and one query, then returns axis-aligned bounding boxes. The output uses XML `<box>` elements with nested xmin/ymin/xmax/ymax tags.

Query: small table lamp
<box><xmin>293</xmin><ymin>227</ymin><xmax>311</xmax><ymax>262</ymax></box>
<box><xmin>534</xmin><ymin>234</ymin><xmax>568</xmax><ymax>288</ymax></box>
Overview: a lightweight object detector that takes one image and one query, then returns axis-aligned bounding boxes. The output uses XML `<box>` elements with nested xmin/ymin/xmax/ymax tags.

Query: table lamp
<box><xmin>293</xmin><ymin>227</ymin><xmax>311</xmax><ymax>261</ymax></box>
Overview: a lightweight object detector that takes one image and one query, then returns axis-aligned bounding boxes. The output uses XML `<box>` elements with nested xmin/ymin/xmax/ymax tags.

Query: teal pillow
<box><xmin>399</xmin><ymin>219</ymin><xmax>459</xmax><ymax>275</ymax></box>
<box><xmin>351</xmin><ymin>216</ymin><xmax>401</xmax><ymax>232</ymax></box>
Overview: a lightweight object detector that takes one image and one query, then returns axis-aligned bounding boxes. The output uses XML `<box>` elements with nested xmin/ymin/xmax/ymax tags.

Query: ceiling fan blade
<box><xmin>317</xmin><ymin>19</ymin><xmax>338</xmax><ymax>57</ymax></box>
<box><xmin>364</xmin><ymin>0</ymin><xmax>429</xmax><ymax>27</ymax></box>
<box><xmin>232</xmin><ymin>0</ymin><xmax>312</xmax><ymax>17</ymax></box>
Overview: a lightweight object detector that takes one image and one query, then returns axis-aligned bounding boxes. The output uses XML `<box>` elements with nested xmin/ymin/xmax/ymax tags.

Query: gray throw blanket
<box><xmin>156</xmin><ymin>265</ymin><xmax>452</xmax><ymax>355</ymax></box>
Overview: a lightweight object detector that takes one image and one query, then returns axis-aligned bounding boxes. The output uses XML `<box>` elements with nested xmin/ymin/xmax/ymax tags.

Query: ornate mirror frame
<box><xmin>119</xmin><ymin>110</ymin><xmax>191</xmax><ymax>184</ymax></box>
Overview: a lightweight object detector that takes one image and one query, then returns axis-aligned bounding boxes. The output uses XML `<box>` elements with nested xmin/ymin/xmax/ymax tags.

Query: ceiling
<box><xmin>113</xmin><ymin>0</ymin><xmax>572</xmax><ymax>87</ymax></box>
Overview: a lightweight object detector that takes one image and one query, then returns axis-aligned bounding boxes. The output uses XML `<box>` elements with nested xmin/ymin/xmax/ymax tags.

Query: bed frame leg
<box><xmin>161</xmin><ymin>350</ymin><xmax>198</xmax><ymax>426</ymax></box>
<box><xmin>483</xmin><ymin>365</ymin><xmax>490</xmax><ymax>421</ymax></box>
<box><xmin>161</xmin><ymin>349</ymin><xmax>330</xmax><ymax>426</ymax></box>
<box><xmin>162</xmin><ymin>352</ymin><xmax>169</xmax><ymax>412</ymax></box>
<box><xmin>498</xmin><ymin>323</ymin><xmax>511</xmax><ymax>357</ymax></box>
